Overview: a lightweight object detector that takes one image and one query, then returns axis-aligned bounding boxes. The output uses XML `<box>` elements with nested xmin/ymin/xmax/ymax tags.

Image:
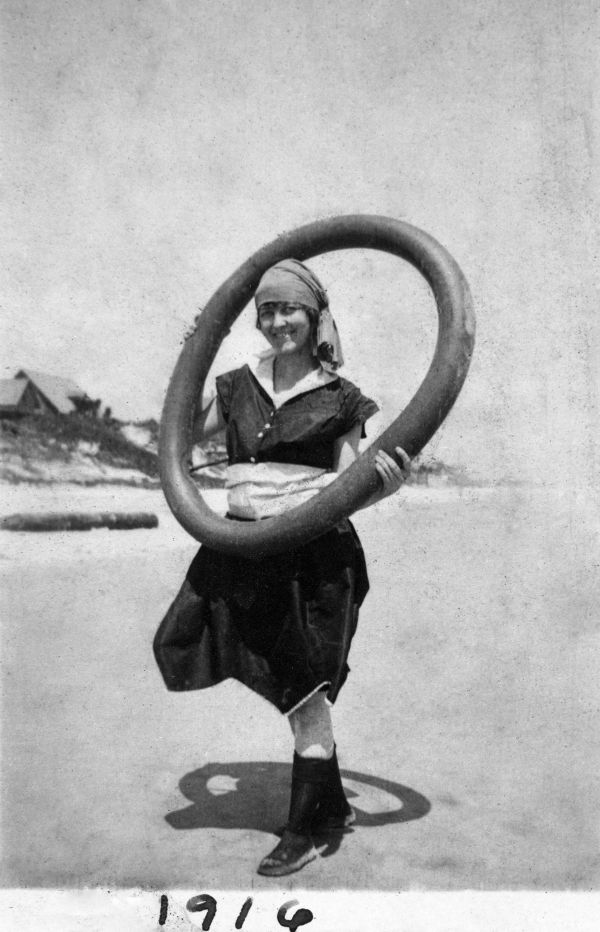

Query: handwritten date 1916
<box><xmin>158</xmin><ymin>893</ymin><xmax>314</xmax><ymax>931</ymax></box>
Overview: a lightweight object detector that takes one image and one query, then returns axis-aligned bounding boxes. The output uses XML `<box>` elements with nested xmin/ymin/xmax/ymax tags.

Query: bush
<box><xmin>8</xmin><ymin>412</ymin><xmax>159</xmax><ymax>477</ymax></box>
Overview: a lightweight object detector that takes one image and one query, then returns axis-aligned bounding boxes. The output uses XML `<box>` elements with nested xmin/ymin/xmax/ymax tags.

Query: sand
<box><xmin>1</xmin><ymin>482</ymin><xmax>599</xmax><ymax>890</ymax></box>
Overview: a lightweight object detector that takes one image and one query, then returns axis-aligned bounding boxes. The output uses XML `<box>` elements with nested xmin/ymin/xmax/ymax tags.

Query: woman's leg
<box><xmin>288</xmin><ymin>690</ymin><xmax>334</xmax><ymax>759</ymax></box>
<box><xmin>257</xmin><ymin>749</ymin><xmax>329</xmax><ymax>875</ymax></box>
<box><xmin>289</xmin><ymin>691</ymin><xmax>355</xmax><ymax>830</ymax></box>
<box><xmin>257</xmin><ymin>693</ymin><xmax>354</xmax><ymax>876</ymax></box>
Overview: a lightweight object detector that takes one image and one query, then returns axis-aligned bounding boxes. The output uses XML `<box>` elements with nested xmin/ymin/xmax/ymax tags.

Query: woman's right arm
<box><xmin>191</xmin><ymin>396</ymin><xmax>226</xmax><ymax>443</ymax></box>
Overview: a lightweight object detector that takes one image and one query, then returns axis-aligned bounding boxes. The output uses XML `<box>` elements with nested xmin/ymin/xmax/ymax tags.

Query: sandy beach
<box><xmin>1</xmin><ymin>481</ymin><xmax>599</xmax><ymax>891</ymax></box>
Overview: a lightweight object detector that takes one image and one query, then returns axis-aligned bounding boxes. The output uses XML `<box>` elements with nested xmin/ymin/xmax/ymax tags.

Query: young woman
<box><xmin>154</xmin><ymin>259</ymin><xmax>410</xmax><ymax>876</ymax></box>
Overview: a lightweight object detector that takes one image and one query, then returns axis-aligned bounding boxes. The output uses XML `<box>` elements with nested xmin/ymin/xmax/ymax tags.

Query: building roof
<box><xmin>0</xmin><ymin>377</ymin><xmax>28</xmax><ymax>407</ymax></box>
<box><xmin>14</xmin><ymin>369</ymin><xmax>87</xmax><ymax>414</ymax></box>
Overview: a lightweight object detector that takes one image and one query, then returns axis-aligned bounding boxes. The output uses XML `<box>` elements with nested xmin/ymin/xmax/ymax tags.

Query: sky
<box><xmin>2</xmin><ymin>0</ymin><xmax>599</xmax><ymax>483</ymax></box>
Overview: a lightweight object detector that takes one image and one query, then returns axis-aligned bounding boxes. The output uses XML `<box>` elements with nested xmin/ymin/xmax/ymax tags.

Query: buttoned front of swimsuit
<box><xmin>216</xmin><ymin>363</ymin><xmax>377</xmax><ymax>468</ymax></box>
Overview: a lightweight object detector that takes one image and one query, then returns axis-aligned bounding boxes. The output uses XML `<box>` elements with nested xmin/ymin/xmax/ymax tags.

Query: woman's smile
<box><xmin>272</xmin><ymin>329</ymin><xmax>296</xmax><ymax>343</ymax></box>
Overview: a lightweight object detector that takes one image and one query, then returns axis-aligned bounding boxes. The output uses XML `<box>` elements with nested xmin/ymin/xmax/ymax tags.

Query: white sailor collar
<box><xmin>250</xmin><ymin>349</ymin><xmax>338</xmax><ymax>407</ymax></box>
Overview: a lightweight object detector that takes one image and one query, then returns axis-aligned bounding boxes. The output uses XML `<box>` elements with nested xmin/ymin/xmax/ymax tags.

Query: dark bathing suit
<box><xmin>154</xmin><ymin>364</ymin><xmax>378</xmax><ymax>715</ymax></box>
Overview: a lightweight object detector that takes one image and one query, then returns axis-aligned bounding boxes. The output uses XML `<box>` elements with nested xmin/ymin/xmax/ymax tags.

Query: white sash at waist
<box><xmin>225</xmin><ymin>462</ymin><xmax>337</xmax><ymax>519</ymax></box>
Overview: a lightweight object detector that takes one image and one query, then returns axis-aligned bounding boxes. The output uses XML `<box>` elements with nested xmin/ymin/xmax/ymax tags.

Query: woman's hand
<box><xmin>375</xmin><ymin>446</ymin><xmax>411</xmax><ymax>497</ymax></box>
<box><xmin>182</xmin><ymin>310</ymin><xmax>203</xmax><ymax>344</ymax></box>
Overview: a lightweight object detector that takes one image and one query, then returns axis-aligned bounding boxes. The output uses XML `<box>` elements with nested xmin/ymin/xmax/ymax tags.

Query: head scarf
<box><xmin>254</xmin><ymin>258</ymin><xmax>344</xmax><ymax>372</ymax></box>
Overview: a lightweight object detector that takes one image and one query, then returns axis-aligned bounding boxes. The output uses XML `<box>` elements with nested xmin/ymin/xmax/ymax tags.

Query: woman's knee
<box><xmin>289</xmin><ymin>691</ymin><xmax>334</xmax><ymax>759</ymax></box>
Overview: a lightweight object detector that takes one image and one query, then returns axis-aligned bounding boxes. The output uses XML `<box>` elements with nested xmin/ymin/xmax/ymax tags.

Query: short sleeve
<box><xmin>215</xmin><ymin>370</ymin><xmax>236</xmax><ymax>423</ymax></box>
<box><xmin>340</xmin><ymin>380</ymin><xmax>380</xmax><ymax>438</ymax></box>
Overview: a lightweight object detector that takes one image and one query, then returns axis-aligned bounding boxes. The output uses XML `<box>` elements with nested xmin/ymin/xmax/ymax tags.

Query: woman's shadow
<box><xmin>166</xmin><ymin>761</ymin><xmax>430</xmax><ymax>859</ymax></box>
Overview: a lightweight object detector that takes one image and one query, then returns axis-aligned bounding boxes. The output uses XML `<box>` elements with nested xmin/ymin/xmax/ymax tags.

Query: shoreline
<box><xmin>1</xmin><ymin>482</ymin><xmax>597</xmax><ymax>569</ymax></box>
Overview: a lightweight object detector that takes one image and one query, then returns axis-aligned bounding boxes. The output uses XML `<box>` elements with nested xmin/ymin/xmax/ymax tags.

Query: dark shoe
<box><xmin>311</xmin><ymin>746</ymin><xmax>355</xmax><ymax>832</ymax></box>
<box><xmin>287</xmin><ymin>752</ymin><xmax>331</xmax><ymax>833</ymax></box>
<box><xmin>311</xmin><ymin>804</ymin><xmax>356</xmax><ymax>833</ymax></box>
<box><xmin>257</xmin><ymin>829</ymin><xmax>320</xmax><ymax>877</ymax></box>
<box><xmin>258</xmin><ymin>753</ymin><xmax>330</xmax><ymax>876</ymax></box>
<box><xmin>274</xmin><ymin>747</ymin><xmax>356</xmax><ymax>836</ymax></box>
<box><xmin>275</xmin><ymin>806</ymin><xmax>355</xmax><ymax>837</ymax></box>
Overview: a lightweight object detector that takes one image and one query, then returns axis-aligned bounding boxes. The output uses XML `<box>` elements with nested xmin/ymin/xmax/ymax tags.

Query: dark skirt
<box><xmin>153</xmin><ymin>518</ymin><xmax>370</xmax><ymax>715</ymax></box>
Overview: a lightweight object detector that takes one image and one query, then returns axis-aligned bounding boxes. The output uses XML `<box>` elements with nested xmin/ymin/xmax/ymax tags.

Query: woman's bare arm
<box><xmin>191</xmin><ymin>395</ymin><xmax>226</xmax><ymax>443</ymax></box>
<box><xmin>332</xmin><ymin>425</ymin><xmax>411</xmax><ymax>510</ymax></box>
<box><xmin>332</xmin><ymin>423</ymin><xmax>363</xmax><ymax>474</ymax></box>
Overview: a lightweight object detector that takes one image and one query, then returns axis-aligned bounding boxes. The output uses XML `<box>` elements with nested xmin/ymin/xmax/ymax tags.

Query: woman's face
<box><xmin>257</xmin><ymin>302</ymin><xmax>314</xmax><ymax>357</ymax></box>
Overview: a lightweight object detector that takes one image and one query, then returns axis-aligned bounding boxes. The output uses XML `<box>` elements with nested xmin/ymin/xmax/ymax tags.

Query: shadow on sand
<box><xmin>166</xmin><ymin>761</ymin><xmax>430</xmax><ymax>859</ymax></box>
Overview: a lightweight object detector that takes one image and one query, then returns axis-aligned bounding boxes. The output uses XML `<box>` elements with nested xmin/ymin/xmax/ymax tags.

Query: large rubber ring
<box><xmin>159</xmin><ymin>215</ymin><xmax>475</xmax><ymax>557</ymax></box>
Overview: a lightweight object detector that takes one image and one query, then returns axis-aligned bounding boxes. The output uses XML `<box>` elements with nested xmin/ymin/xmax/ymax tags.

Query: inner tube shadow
<box><xmin>165</xmin><ymin>761</ymin><xmax>430</xmax><ymax>853</ymax></box>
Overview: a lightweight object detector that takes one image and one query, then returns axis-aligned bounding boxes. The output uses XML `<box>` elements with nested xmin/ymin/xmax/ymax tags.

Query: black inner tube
<box><xmin>159</xmin><ymin>215</ymin><xmax>475</xmax><ymax>557</ymax></box>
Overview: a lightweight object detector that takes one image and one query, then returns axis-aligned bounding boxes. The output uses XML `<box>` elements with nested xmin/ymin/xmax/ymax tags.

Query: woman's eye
<box><xmin>259</xmin><ymin>303</ymin><xmax>304</xmax><ymax>325</ymax></box>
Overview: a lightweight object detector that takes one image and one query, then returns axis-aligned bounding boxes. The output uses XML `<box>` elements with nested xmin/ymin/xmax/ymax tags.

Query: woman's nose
<box><xmin>272</xmin><ymin>311</ymin><xmax>287</xmax><ymax>329</ymax></box>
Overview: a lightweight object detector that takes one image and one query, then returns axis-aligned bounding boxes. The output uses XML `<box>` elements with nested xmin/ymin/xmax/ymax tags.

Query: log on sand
<box><xmin>0</xmin><ymin>512</ymin><xmax>159</xmax><ymax>532</ymax></box>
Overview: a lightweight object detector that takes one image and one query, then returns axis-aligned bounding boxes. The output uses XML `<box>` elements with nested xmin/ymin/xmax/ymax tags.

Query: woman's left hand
<box><xmin>375</xmin><ymin>446</ymin><xmax>411</xmax><ymax>496</ymax></box>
